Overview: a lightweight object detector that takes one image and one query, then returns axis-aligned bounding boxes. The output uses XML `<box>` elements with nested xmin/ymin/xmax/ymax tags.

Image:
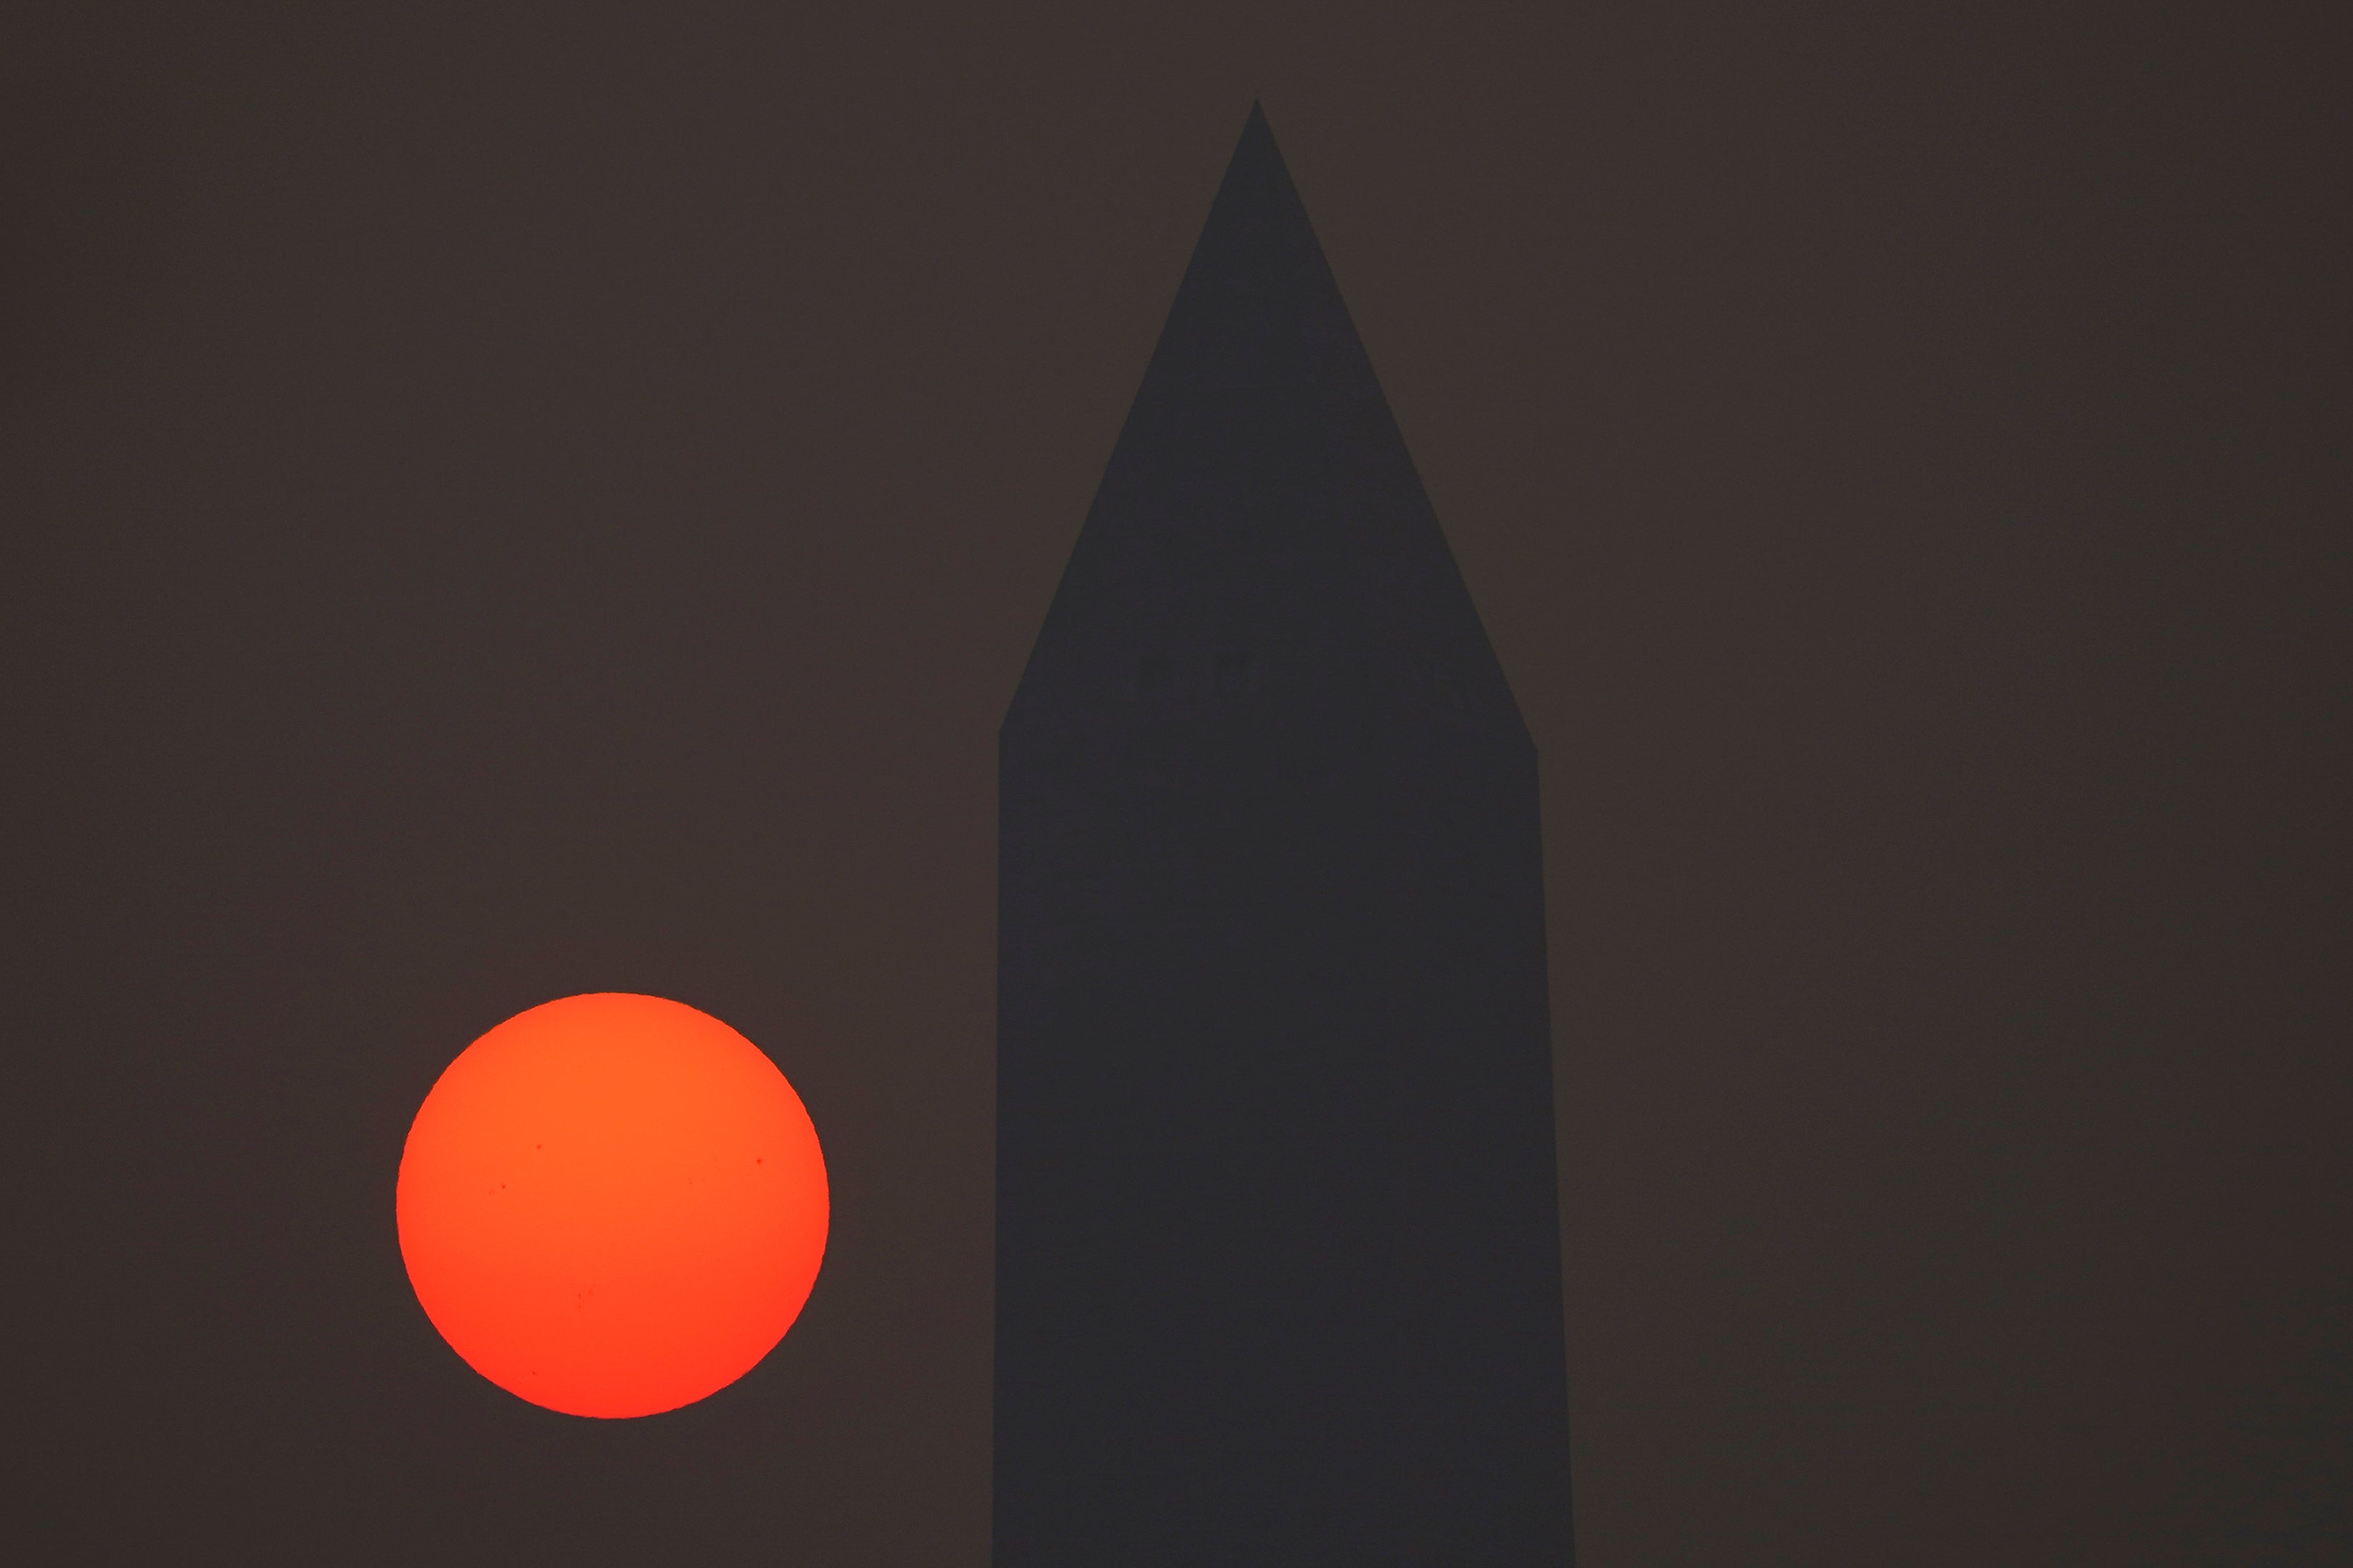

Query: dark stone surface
<box><xmin>994</xmin><ymin>106</ymin><xmax>1573</xmax><ymax>1567</ymax></box>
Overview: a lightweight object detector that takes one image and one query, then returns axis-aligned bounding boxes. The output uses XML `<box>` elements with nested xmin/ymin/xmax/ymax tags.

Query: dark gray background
<box><xmin>10</xmin><ymin>4</ymin><xmax>2347</xmax><ymax>1563</ymax></box>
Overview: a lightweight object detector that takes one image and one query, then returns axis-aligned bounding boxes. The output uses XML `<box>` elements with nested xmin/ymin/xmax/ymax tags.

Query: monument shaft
<box><xmin>994</xmin><ymin>107</ymin><xmax>1573</xmax><ymax>1566</ymax></box>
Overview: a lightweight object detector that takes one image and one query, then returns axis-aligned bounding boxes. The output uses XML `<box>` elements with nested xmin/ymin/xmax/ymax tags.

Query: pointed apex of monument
<box><xmin>1216</xmin><ymin>101</ymin><xmax>1290</xmax><ymax>214</ymax></box>
<box><xmin>1168</xmin><ymin>102</ymin><xmax>1327</xmax><ymax>351</ymax></box>
<box><xmin>1006</xmin><ymin>107</ymin><xmax>1526</xmax><ymax>749</ymax></box>
<box><xmin>1232</xmin><ymin>97</ymin><xmax>1279</xmax><ymax>171</ymax></box>
<box><xmin>1197</xmin><ymin>99</ymin><xmax>1303</xmax><ymax>255</ymax></box>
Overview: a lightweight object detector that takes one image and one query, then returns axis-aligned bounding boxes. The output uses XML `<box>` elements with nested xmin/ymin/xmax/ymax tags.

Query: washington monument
<box><xmin>994</xmin><ymin>106</ymin><xmax>1573</xmax><ymax>1565</ymax></box>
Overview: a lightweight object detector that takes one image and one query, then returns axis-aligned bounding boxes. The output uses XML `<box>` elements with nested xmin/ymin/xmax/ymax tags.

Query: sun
<box><xmin>396</xmin><ymin>992</ymin><xmax>828</xmax><ymax>1419</ymax></box>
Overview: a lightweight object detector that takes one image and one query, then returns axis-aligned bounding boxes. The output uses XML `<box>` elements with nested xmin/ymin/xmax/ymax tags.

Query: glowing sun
<box><xmin>396</xmin><ymin>992</ymin><xmax>828</xmax><ymax>1418</ymax></box>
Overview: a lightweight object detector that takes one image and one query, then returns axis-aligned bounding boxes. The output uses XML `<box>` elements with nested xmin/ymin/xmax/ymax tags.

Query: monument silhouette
<box><xmin>995</xmin><ymin>106</ymin><xmax>1573</xmax><ymax>1565</ymax></box>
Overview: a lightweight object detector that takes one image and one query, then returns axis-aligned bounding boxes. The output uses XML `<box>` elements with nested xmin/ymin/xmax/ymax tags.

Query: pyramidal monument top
<box><xmin>1005</xmin><ymin>104</ymin><xmax>1524</xmax><ymax>749</ymax></box>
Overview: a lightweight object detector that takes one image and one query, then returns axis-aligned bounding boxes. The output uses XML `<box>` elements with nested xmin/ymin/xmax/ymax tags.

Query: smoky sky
<box><xmin>10</xmin><ymin>4</ymin><xmax>2350</xmax><ymax>1565</ymax></box>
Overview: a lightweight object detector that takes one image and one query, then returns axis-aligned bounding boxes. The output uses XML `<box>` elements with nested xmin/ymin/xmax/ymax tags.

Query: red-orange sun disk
<box><xmin>396</xmin><ymin>993</ymin><xmax>827</xmax><ymax>1418</ymax></box>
